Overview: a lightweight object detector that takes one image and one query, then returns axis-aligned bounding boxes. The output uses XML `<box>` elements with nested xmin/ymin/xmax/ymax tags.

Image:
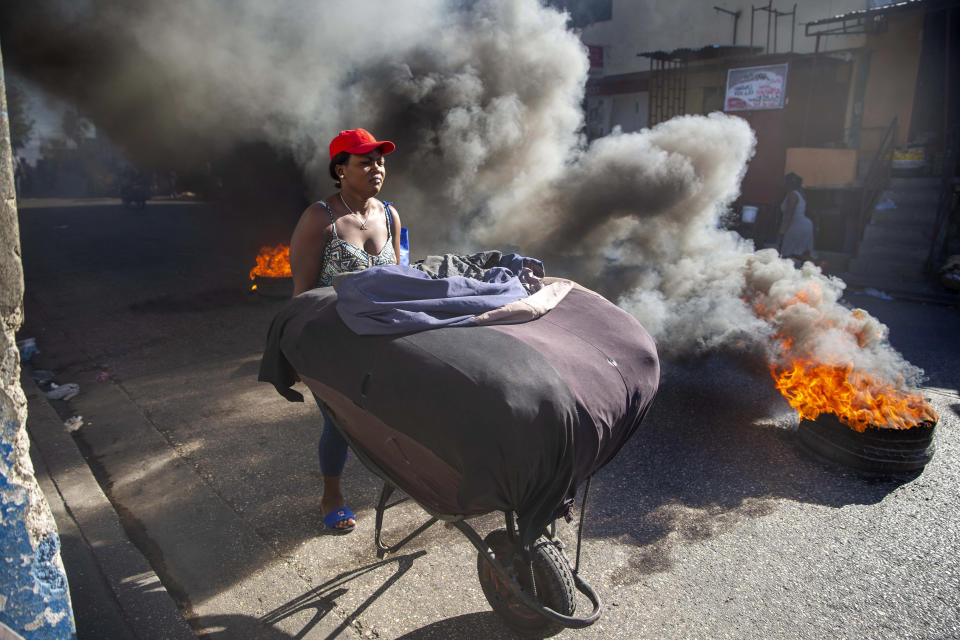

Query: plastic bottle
<box><xmin>399</xmin><ymin>228</ymin><xmax>410</xmax><ymax>266</ymax></box>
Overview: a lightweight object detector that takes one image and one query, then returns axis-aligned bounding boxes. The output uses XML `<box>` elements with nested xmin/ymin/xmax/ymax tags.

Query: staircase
<box><xmin>843</xmin><ymin>176</ymin><xmax>949</xmax><ymax>298</ymax></box>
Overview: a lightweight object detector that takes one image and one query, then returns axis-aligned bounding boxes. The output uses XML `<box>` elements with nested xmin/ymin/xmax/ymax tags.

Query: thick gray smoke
<box><xmin>477</xmin><ymin>111</ymin><xmax>922</xmax><ymax>388</ymax></box>
<box><xmin>2</xmin><ymin>0</ymin><xmax>924</xmax><ymax>390</ymax></box>
<box><xmin>1</xmin><ymin>0</ymin><xmax>586</xmax><ymax>250</ymax></box>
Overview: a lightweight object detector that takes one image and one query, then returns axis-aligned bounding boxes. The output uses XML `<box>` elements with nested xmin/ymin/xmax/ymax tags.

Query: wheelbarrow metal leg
<box><xmin>374</xmin><ymin>482</ymin><xmax>439</xmax><ymax>559</ymax></box>
<box><xmin>505</xmin><ymin>510</ymin><xmax>518</xmax><ymax>542</ymax></box>
<box><xmin>574</xmin><ymin>476</ymin><xmax>592</xmax><ymax>575</ymax></box>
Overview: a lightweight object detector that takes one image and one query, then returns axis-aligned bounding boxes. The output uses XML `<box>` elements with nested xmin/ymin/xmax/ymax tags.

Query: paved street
<box><xmin>17</xmin><ymin>198</ymin><xmax>960</xmax><ymax>639</ymax></box>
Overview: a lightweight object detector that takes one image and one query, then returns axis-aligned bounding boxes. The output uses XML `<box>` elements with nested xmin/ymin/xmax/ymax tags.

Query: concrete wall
<box><xmin>860</xmin><ymin>10</ymin><xmax>925</xmax><ymax>151</ymax></box>
<box><xmin>585</xmin><ymin>95</ymin><xmax>612</xmax><ymax>138</ymax></box>
<box><xmin>785</xmin><ymin>147</ymin><xmax>859</xmax><ymax>186</ymax></box>
<box><xmin>609</xmin><ymin>91</ymin><xmax>649</xmax><ymax>132</ymax></box>
<box><xmin>585</xmin><ymin>91</ymin><xmax>648</xmax><ymax>138</ymax></box>
<box><xmin>582</xmin><ymin>0</ymin><xmax>869</xmax><ymax>77</ymax></box>
<box><xmin>0</xmin><ymin>48</ymin><xmax>77</xmax><ymax>639</ymax></box>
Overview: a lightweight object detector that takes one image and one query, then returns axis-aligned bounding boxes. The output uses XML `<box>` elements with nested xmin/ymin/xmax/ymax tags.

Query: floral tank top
<box><xmin>316</xmin><ymin>199</ymin><xmax>397</xmax><ymax>287</ymax></box>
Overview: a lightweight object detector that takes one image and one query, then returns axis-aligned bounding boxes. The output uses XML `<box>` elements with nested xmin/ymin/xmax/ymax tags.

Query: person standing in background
<box><xmin>778</xmin><ymin>172</ymin><xmax>814</xmax><ymax>260</ymax></box>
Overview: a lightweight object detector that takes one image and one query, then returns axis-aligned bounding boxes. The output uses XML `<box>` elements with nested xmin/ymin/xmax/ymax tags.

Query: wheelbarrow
<box><xmin>303</xmin><ymin>371</ymin><xmax>604</xmax><ymax>637</ymax></box>
<box><xmin>262</xmin><ymin>282</ymin><xmax>660</xmax><ymax>636</ymax></box>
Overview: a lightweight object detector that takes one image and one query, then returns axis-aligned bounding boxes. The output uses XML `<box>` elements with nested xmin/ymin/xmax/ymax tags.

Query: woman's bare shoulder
<box><xmin>383</xmin><ymin>201</ymin><xmax>400</xmax><ymax>218</ymax></box>
<box><xmin>297</xmin><ymin>200</ymin><xmax>334</xmax><ymax>224</ymax></box>
<box><xmin>305</xmin><ymin>198</ymin><xmax>337</xmax><ymax>215</ymax></box>
<box><xmin>292</xmin><ymin>201</ymin><xmax>334</xmax><ymax>241</ymax></box>
<box><xmin>384</xmin><ymin>201</ymin><xmax>401</xmax><ymax>229</ymax></box>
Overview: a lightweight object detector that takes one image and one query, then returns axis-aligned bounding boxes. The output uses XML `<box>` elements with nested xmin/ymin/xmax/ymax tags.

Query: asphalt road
<box><xmin>17</xmin><ymin>198</ymin><xmax>960</xmax><ymax>639</ymax></box>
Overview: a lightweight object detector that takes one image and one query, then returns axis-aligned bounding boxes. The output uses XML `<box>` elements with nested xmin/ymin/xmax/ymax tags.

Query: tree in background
<box><xmin>5</xmin><ymin>80</ymin><xmax>34</xmax><ymax>151</ymax></box>
<box><xmin>60</xmin><ymin>107</ymin><xmax>92</xmax><ymax>147</ymax></box>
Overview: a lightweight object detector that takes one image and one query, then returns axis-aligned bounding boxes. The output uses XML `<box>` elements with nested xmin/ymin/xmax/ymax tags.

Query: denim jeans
<box><xmin>313</xmin><ymin>395</ymin><xmax>349</xmax><ymax>477</ymax></box>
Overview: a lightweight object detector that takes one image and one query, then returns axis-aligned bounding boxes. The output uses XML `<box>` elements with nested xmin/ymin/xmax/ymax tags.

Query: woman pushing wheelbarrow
<box><xmin>260</xmin><ymin>127</ymin><xmax>660</xmax><ymax>636</ymax></box>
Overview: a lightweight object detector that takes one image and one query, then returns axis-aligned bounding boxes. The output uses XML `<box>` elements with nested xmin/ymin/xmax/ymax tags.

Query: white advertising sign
<box><xmin>724</xmin><ymin>63</ymin><xmax>788</xmax><ymax>111</ymax></box>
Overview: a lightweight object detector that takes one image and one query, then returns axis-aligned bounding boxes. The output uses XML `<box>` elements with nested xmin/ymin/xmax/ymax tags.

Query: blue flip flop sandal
<box><xmin>322</xmin><ymin>506</ymin><xmax>356</xmax><ymax>535</ymax></box>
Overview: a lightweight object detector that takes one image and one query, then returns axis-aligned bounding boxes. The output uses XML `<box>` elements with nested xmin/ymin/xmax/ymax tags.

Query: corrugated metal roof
<box><xmin>807</xmin><ymin>0</ymin><xmax>942</xmax><ymax>27</ymax></box>
<box><xmin>638</xmin><ymin>44</ymin><xmax>763</xmax><ymax>62</ymax></box>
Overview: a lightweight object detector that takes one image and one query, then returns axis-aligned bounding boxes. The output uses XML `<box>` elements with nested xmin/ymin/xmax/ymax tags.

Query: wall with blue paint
<box><xmin>1</xmin><ymin>412</ymin><xmax>75</xmax><ymax>639</ymax></box>
<box><xmin>1</xmin><ymin>47</ymin><xmax>77</xmax><ymax>640</ymax></box>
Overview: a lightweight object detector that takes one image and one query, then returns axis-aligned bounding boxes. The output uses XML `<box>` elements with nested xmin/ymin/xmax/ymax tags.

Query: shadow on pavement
<box><xmin>260</xmin><ymin>551</ymin><xmax>426</xmax><ymax>639</ymax></box>
<box><xmin>580</xmin><ymin>355</ymin><xmax>915</xmax><ymax>579</ymax></box>
<box><xmin>190</xmin><ymin>614</ymin><xmax>297</xmax><ymax>639</ymax></box>
<box><xmin>393</xmin><ymin>612</ymin><xmax>518</xmax><ymax>639</ymax></box>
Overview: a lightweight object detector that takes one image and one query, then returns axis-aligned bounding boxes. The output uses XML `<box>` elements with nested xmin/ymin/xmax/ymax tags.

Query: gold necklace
<box><xmin>339</xmin><ymin>193</ymin><xmax>370</xmax><ymax>230</ymax></box>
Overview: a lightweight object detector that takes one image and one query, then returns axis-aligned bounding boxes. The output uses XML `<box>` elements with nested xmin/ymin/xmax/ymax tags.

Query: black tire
<box><xmin>477</xmin><ymin>529</ymin><xmax>575</xmax><ymax>638</ymax></box>
<box><xmin>798</xmin><ymin>415</ymin><xmax>935</xmax><ymax>475</ymax></box>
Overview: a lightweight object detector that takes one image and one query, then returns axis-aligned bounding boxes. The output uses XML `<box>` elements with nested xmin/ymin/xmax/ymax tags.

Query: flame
<box><xmin>752</xmin><ymin>283</ymin><xmax>937</xmax><ymax>431</ymax></box>
<box><xmin>772</xmin><ymin>360</ymin><xmax>937</xmax><ymax>432</ymax></box>
<box><xmin>249</xmin><ymin>244</ymin><xmax>292</xmax><ymax>282</ymax></box>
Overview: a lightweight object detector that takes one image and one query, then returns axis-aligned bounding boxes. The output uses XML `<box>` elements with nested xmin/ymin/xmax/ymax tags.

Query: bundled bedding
<box><xmin>259</xmin><ymin>254</ymin><xmax>659</xmax><ymax>547</ymax></box>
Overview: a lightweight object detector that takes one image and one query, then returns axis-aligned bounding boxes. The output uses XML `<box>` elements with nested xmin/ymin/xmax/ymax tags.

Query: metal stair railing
<box><xmin>856</xmin><ymin>116</ymin><xmax>898</xmax><ymax>254</ymax></box>
<box><xmin>925</xmin><ymin>124</ymin><xmax>960</xmax><ymax>274</ymax></box>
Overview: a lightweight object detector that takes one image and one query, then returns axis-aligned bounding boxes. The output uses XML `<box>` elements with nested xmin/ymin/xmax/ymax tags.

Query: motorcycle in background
<box><xmin>120</xmin><ymin>171</ymin><xmax>150</xmax><ymax>209</ymax></box>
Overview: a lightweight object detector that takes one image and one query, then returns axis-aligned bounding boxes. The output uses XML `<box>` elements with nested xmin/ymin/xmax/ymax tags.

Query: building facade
<box><xmin>578</xmin><ymin>0</ymin><xmax>956</xmax><ymax>263</ymax></box>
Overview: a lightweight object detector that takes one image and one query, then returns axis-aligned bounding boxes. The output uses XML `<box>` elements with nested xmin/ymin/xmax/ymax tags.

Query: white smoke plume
<box><xmin>2</xmin><ymin>0</ymin><xmax>924</xmax><ymax>391</ymax></box>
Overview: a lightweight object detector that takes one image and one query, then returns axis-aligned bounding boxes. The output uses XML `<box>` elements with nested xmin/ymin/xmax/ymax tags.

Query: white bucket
<box><xmin>741</xmin><ymin>205</ymin><xmax>758</xmax><ymax>224</ymax></box>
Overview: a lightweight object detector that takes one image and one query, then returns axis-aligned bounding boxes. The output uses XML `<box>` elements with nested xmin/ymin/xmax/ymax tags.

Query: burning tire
<box><xmin>797</xmin><ymin>413</ymin><xmax>936</xmax><ymax>475</ymax></box>
<box><xmin>250</xmin><ymin>245</ymin><xmax>292</xmax><ymax>298</ymax></box>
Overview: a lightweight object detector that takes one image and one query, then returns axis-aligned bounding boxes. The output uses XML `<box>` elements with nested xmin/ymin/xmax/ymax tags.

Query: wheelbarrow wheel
<box><xmin>477</xmin><ymin>529</ymin><xmax>575</xmax><ymax>638</ymax></box>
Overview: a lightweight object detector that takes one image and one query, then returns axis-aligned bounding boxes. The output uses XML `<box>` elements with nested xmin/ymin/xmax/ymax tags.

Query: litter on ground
<box><xmin>858</xmin><ymin>287</ymin><xmax>895</xmax><ymax>301</ymax></box>
<box><xmin>45</xmin><ymin>382</ymin><xmax>80</xmax><ymax>401</ymax></box>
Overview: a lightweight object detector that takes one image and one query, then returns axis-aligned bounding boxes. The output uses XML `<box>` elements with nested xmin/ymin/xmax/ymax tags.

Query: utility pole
<box><xmin>714</xmin><ymin>6</ymin><xmax>742</xmax><ymax>45</ymax></box>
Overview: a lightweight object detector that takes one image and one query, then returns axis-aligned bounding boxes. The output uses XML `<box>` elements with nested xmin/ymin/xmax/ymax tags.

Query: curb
<box><xmin>23</xmin><ymin>370</ymin><xmax>196</xmax><ymax>640</ymax></box>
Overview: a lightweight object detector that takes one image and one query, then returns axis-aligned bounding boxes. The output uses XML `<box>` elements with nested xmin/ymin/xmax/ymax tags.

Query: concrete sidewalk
<box><xmin>24</xmin><ymin>370</ymin><xmax>195</xmax><ymax>640</ymax></box>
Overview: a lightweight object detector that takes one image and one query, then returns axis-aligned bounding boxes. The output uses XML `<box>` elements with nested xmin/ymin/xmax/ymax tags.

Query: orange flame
<box><xmin>753</xmin><ymin>284</ymin><xmax>937</xmax><ymax>431</ymax></box>
<box><xmin>772</xmin><ymin>360</ymin><xmax>937</xmax><ymax>432</ymax></box>
<box><xmin>249</xmin><ymin>245</ymin><xmax>292</xmax><ymax>281</ymax></box>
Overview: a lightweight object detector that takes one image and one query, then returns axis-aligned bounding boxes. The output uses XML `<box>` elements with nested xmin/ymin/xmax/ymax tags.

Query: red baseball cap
<box><xmin>328</xmin><ymin>128</ymin><xmax>396</xmax><ymax>160</ymax></box>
